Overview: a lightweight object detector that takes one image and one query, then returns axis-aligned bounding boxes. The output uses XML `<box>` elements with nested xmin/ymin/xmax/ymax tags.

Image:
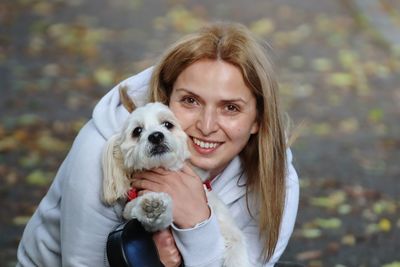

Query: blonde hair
<box><xmin>148</xmin><ymin>22</ymin><xmax>287</xmax><ymax>261</ymax></box>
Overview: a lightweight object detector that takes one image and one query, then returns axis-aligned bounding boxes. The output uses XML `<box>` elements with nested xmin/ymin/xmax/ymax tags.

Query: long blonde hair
<box><xmin>148</xmin><ymin>22</ymin><xmax>287</xmax><ymax>261</ymax></box>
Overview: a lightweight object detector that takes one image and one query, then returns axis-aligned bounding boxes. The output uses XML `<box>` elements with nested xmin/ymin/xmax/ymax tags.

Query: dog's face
<box><xmin>117</xmin><ymin>102</ymin><xmax>190</xmax><ymax>171</ymax></box>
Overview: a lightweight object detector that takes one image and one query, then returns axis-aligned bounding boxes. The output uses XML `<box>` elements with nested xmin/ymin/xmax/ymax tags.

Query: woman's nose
<box><xmin>196</xmin><ymin>108</ymin><xmax>218</xmax><ymax>136</ymax></box>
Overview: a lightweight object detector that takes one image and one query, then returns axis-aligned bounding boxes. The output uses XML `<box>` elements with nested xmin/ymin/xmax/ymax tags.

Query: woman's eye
<box><xmin>182</xmin><ymin>96</ymin><xmax>197</xmax><ymax>105</ymax></box>
<box><xmin>162</xmin><ymin>121</ymin><xmax>174</xmax><ymax>130</ymax></box>
<box><xmin>225</xmin><ymin>104</ymin><xmax>239</xmax><ymax>112</ymax></box>
<box><xmin>132</xmin><ymin>127</ymin><xmax>142</xmax><ymax>137</ymax></box>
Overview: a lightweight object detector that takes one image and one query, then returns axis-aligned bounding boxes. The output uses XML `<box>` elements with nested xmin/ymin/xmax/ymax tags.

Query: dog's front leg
<box><xmin>123</xmin><ymin>192</ymin><xmax>173</xmax><ymax>232</ymax></box>
<box><xmin>207</xmin><ymin>193</ymin><xmax>252</xmax><ymax>267</ymax></box>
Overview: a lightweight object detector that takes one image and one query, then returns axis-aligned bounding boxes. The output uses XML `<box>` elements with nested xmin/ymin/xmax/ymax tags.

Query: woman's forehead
<box><xmin>173</xmin><ymin>60</ymin><xmax>255</xmax><ymax>100</ymax></box>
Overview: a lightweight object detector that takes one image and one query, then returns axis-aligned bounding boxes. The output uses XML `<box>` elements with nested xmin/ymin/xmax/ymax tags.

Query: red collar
<box><xmin>203</xmin><ymin>180</ymin><xmax>212</xmax><ymax>191</ymax></box>
<box><xmin>127</xmin><ymin>188</ymin><xmax>138</xmax><ymax>202</ymax></box>
<box><xmin>126</xmin><ymin>180</ymin><xmax>212</xmax><ymax>202</ymax></box>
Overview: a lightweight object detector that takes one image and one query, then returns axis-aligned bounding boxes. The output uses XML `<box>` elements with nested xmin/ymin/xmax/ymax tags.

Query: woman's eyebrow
<box><xmin>175</xmin><ymin>88</ymin><xmax>248</xmax><ymax>104</ymax></box>
<box><xmin>174</xmin><ymin>88</ymin><xmax>201</xmax><ymax>98</ymax></box>
<box><xmin>221</xmin><ymin>98</ymin><xmax>247</xmax><ymax>104</ymax></box>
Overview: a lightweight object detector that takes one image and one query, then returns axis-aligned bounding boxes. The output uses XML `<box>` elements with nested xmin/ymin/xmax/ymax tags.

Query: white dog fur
<box><xmin>102</xmin><ymin>86</ymin><xmax>251</xmax><ymax>267</ymax></box>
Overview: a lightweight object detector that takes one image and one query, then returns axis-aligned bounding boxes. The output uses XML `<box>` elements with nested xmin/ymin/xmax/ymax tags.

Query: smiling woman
<box><xmin>169</xmin><ymin>59</ymin><xmax>259</xmax><ymax>178</ymax></box>
<box><xmin>16</xmin><ymin>21</ymin><xmax>299</xmax><ymax>267</ymax></box>
<box><xmin>146</xmin><ymin>21</ymin><xmax>299</xmax><ymax>266</ymax></box>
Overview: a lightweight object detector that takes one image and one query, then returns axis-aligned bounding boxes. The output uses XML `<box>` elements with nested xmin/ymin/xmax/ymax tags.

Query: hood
<box><xmin>92</xmin><ymin>67</ymin><xmax>154</xmax><ymax>140</ymax></box>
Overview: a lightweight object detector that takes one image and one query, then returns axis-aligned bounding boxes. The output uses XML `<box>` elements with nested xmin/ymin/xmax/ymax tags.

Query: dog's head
<box><xmin>102</xmin><ymin>86</ymin><xmax>190</xmax><ymax>204</ymax></box>
<box><xmin>118</xmin><ymin>102</ymin><xmax>190</xmax><ymax>171</ymax></box>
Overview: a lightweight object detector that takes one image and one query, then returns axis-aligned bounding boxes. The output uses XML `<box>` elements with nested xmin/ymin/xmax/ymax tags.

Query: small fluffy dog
<box><xmin>102</xmin><ymin>86</ymin><xmax>251</xmax><ymax>267</ymax></box>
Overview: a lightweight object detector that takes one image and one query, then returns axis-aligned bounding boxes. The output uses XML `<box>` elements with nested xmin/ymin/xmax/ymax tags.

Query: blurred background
<box><xmin>1</xmin><ymin>0</ymin><xmax>399</xmax><ymax>266</ymax></box>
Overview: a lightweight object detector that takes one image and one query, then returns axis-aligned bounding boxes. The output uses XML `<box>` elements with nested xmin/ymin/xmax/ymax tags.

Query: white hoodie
<box><xmin>16</xmin><ymin>67</ymin><xmax>299</xmax><ymax>267</ymax></box>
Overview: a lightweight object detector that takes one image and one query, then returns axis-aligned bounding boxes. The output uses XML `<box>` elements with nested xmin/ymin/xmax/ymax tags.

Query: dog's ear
<box><xmin>119</xmin><ymin>85</ymin><xmax>136</xmax><ymax>113</ymax></box>
<box><xmin>102</xmin><ymin>135</ymin><xmax>130</xmax><ymax>205</ymax></box>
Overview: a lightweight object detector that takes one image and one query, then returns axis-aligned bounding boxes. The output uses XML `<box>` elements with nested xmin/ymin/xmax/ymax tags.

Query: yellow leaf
<box><xmin>310</xmin><ymin>191</ymin><xmax>346</xmax><ymax>209</ymax></box>
<box><xmin>312</xmin><ymin>58</ymin><xmax>333</xmax><ymax>72</ymax></box>
<box><xmin>338</xmin><ymin>49</ymin><xmax>358</xmax><ymax>70</ymax></box>
<box><xmin>368</xmin><ymin>108</ymin><xmax>384</xmax><ymax>123</ymax></box>
<box><xmin>250</xmin><ymin>19</ymin><xmax>275</xmax><ymax>37</ymax></box>
<box><xmin>26</xmin><ymin>170</ymin><xmax>53</xmax><ymax>186</ymax></box>
<box><xmin>339</xmin><ymin>118</ymin><xmax>359</xmax><ymax>134</ymax></box>
<box><xmin>13</xmin><ymin>216</ymin><xmax>32</xmax><ymax>226</ymax></box>
<box><xmin>301</xmin><ymin>228</ymin><xmax>322</xmax><ymax>239</ymax></box>
<box><xmin>314</xmin><ymin>218</ymin><xmax>342</xmax><ymax>229</ymax></box>
<box><xmin>382</xmin><ymin>262</ymin><xmax>400</xmax><ymax>267</ymax></box>
<box><xmin>378</xmin><ymin>218</ymin><xmax>392</xmax><ymax>232</ymax></box>
<box><xmin>93</xmin><ymin>68</ymin><xmax>115</xmax><ymax>87</ymax></box>
<box><xmin>327</xmin><ymin>72</ymin><xmax>354</xmax><ymax>88</ymax></box>
<box><xmin>341</xmin><ymin>234</ymin><xmax>356</xmax><ymax>246</ymax></box>
<box><xmin>36</xmin><ymin>134</ymin><xmax>69</xmax><ymax>152</ymax></box>
<box><xmin>32</xmin><ymin>2</ymin><xmax>54</xmax><ymax>16</ymax></box>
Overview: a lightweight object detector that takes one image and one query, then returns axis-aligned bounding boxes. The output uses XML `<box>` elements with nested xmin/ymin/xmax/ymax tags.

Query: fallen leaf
<box><xmin>301</xmin><ymin>228</ymin><xmax>322</xmax><ymax>239</ymax></box>
<box><xmin>93</xmin><ymin>68</ymin><xmax>115</xmax><ymax>87</ymax></box>
<box><xmin>341</xmin><ymin>234</ymin><xmax>356</xmax><ymax>246</ymax></box>
<box><xmin>296</xmin><ymin>250</ymin><xmax>322</xmax><ymax>261</ymax></box>
<box><xmin>327</xmin><ymin>72</ymin><xmax>354</xmax><ymax>88</ymax></box>
<box><xmin>382</xmin><ymin>262</ymin><xmax>400</xmax><ymax>267</ymax></box>
<box><xmin>0</xmin><ymin>136</ymin><xmax>18</xmax><ymax>152</ymax></box>
<box><xmin>373</xmin><ymin>200</ymin><xmax>397</xmax><ymax>214</ymax></box>
<box><xmin>36</xmin><ymin>133</ymin><xmax>69</xmax><ymax>152</ymax></box>
<box><xmin>378</xmin><ymin>218</ymin><xmax>392</xmax><ymax>232</ymax></box>
<box><xmin>310</xmin><ymin>191</ymin><xmax>346</xmax><ymax>209</ymax></box>
<box><xmin>19</xmin><ymin>152</ymin><xmax>41</xmax><ymax>168</ymax></box>
<box><xmin>338</xmin><ymin>49</ymin><xmax>358</xmax><ymax>70</ymax></box>
<box><xmin>314</xmin><ymin>217</ymin><xmax>342</xmax><ymax>229</ymax></box>
<box><xmin>368</xmin><ymin>108</ymin><xmax>384</xmax><ymax>123</ymax></box>
<box><xmin>312</xmin><ymin>58</ymin><xmax>333</xmax><ymax>72</ymax></box>
<box><xmin>338</xmin><ymin>117</ymin><xmax>359</xmax><ymax>134</ymax></box>
<box><xmin>26</xmin><ymin>170</ymin><xmax>53</xmax><ymax>186</ymax></box>
<box><xmin>13</xmin><ymin>216</ymin><xmax>32</xmax><ymax>226</ymax></box>
<box><xmin>250</xmin><ymin>18</ymin><xmax>275</xmax><ymax>37</ymax></box>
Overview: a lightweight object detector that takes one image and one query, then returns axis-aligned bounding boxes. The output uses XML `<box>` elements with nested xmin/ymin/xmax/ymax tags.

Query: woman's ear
<box><xmin>119</xmin><ymin>85</ymin><xmax>136</xmax><ymax>113</ymax></box>
<box><xmin>250</xmin><ymin>120</ymin><xmax>259</xmax><ymax>134</ymax></box>
<box><xmin>102</xmin><ymin>135</ymin><xmax>130</xmax><ymax>205</ymax></box>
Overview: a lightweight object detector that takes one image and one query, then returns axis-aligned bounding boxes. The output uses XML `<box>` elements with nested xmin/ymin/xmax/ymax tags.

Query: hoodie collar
<box><xmin>210</xmin><ymin>156</ymin><xmax>247</xmax><ymax>205</ymax></box>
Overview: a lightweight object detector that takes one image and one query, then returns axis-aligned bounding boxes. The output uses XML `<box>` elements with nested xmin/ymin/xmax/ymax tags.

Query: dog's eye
<box><xmin>132</xmin><ymin>127</ymin><xmax>143</xmax><ymax>138</ymax></box>
<box><xmin>162</xmin><ymin>121</ymin><xmax>174</xmax><ymax>130</ymax></box>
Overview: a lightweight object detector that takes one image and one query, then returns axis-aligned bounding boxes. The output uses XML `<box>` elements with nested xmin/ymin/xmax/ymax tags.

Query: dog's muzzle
<box><xmin>148</xmin><ymin>131</ymin><xmax>170</xmax><ymax>156</ymax></box>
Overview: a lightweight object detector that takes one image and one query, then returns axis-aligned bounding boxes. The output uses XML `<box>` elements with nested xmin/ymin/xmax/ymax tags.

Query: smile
<box><xmin>192</xmin><ymin>137</ymin><xmax>221</xmax><ymax>149</ymax></box>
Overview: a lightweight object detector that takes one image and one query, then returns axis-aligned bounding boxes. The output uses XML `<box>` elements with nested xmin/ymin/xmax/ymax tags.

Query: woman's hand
<box><xmin>132</xmin><ymin>164</ymin><xmax>210</xmax><ymax>228</ymax></box>
<box><xmin>153</xmin><ymin>229</ymin><xmax>181</xmax><ymax>267</ymax></box>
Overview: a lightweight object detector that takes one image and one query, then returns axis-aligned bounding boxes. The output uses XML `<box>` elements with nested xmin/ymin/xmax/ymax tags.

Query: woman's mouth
<box><xmin>191</xmin><ymin>137</ymin><xmax>221</xmax><ymax>153</ymax></box>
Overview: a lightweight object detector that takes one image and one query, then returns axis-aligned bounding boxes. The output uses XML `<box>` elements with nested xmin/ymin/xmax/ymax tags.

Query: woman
<box><xmin>17</xmin><ymin>22</ymin><xmax>299</xmax><ymax>266</ymax></box>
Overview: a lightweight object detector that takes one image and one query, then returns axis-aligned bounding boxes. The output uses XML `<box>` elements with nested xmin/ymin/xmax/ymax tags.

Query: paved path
<box><xmin>1</xmin><ymin>0</ymin><xmax>399</xmax><ymax>266</ymax></box>
<box><xmin>351</xmin><ymin>0</ymin><xmax>400</xmax><ymax>49</ymax></box>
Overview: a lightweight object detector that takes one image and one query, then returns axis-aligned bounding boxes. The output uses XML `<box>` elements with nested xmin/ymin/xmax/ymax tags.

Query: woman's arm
<box><xmin>132</xmin><ymin>165</ymin><xmax>226</xmax><ymax>266</ymax></box>
<box><xmin>60</xmin><ymin>120</ymin><xmax>121</xmax><ymax>266</ymax></box>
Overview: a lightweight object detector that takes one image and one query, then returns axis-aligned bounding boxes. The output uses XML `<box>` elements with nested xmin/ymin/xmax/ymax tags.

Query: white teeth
<box><xmin>193</xmin><ymin>138</ymin><xmax>218</xmax><ymax>149</ymax></box>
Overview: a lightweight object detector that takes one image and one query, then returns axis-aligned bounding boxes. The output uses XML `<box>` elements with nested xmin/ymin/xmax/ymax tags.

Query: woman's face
<box><xmin>169</xmin><ymin>59</ymin><xmax>259</xmax><ymax>177</ymax></box>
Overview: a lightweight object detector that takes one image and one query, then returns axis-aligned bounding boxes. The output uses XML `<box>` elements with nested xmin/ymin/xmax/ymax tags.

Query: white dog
<box><xmin>102</xmin><ymin>86</ymin><xmax>251</xmax><ymax>267</ymax></box>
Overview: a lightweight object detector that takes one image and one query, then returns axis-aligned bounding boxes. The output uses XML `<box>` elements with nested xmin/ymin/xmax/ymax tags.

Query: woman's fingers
<box><xmin>131</xmin><ymin>177</ymin><xmax>163</xmax><ymax>191</ymax></box>
<box><xmin>153</xmin><ymin>229</ymin><xmax>182</xmax><ymax>267</ymax></box>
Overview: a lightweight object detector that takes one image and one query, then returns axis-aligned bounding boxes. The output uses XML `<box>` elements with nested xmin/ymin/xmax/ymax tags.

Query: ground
<box><xmin>1</xmin><ymin>0</ymin><xmax>400</xmax><ymax>266</ymax></box>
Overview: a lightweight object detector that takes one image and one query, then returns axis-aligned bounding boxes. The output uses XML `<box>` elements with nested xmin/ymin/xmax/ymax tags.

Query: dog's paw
<box><xmin>141</xmin><ymin>196</ymin><xmax>167</xmax><ymax>219</ymax></box>
<box><xmin>135</xmin><ymin>192</ymin><xmax>173</xmax><ymax>232</ymax></box>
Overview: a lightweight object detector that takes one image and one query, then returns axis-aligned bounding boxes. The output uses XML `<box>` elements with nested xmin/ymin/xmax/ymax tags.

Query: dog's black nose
<box><xmin>148</xmin><ymin>131</ymin><xmax>164</xmax><ymax>144</ymax></box>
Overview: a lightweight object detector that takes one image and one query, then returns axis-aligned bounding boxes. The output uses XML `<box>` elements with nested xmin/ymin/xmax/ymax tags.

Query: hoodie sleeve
<box><xmin>60</xmin><ymin>120</ymin><xmax>121</xmax><ymax>267</ymax></box>
<box><xmin>169</xmin><ymin>148</ymin><xmax>299</xmax><ymax>267</ymax></box>
<box><xmin>171</xmin><ymin>207</ymin><xmax>225</xmax><ymax>267</ymax></box>
<box><xmin>59</xmin><ymin>67</ymin><xmax>155</xmax><ymax>266</ymax></box>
